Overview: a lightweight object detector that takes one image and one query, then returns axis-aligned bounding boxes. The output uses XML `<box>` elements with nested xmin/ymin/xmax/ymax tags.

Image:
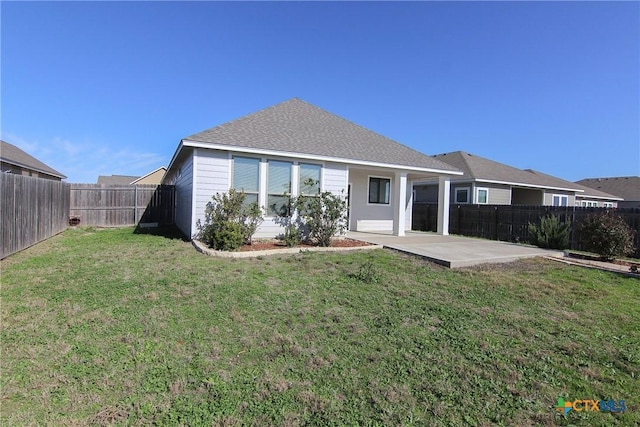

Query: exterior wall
<box><xmin>619</xmin><ymin>200</ymin><xmax>640</xmax><ymax>209</ymax></box>
<box><xmin>414</xmin><ymin>184</ymin><xmax>438</xmax><ymax>203</ymax></box>
<box><xmin>478</xmin><ymin>184</ymin><xmax>511</xmax><ymax>205</ymax></box>
<box><xmin>193</xmin><ymin>149</ymin><xmax>231</xmax><ymax>236</ymax></box>
<box><xmin>134</xmin><ymin>168</ymin><xmax>166</xmax><ymax>185</ymax></box>
<box><xmin>348</xmin><ymin>168</ymin><xmax>394</xmax><ymax>232</ymax></box>
<box><xmin>543</xmin><ymin>190</ymin><xmax>576</xmax><ymax>207</ymax></box>
<box><xmin>0</xmin><ymin>161</ymin><xmax>62</xmax><ymax>181</ymax></box>
<box><xmin>168</xmin><ymin>154</ymin><xmax>194</xmax><ymax>237</ymax></box>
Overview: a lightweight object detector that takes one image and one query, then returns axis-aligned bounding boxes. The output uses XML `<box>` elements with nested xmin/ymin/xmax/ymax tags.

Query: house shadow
<box><xmin>131</xmin><ymin>184</ymin><xmax>187</xmax><ymax>241</ymax></box>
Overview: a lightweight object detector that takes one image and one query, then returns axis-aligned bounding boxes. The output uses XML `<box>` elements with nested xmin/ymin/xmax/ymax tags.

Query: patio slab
<box><xmin>346</xmin><ymin>231</ymin><xmax>564</xmax><ymax>268</ymax></box>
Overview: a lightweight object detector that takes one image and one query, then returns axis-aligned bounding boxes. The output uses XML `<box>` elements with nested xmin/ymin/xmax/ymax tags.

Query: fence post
<box><xmin>134</xmin><ymin>185</ymin><xmax>138</xmax><ymax>225</ymax></box>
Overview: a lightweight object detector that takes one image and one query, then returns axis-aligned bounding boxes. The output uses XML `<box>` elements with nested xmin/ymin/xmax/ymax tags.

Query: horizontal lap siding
<box><xmin>323</xmin><ymin>163</ymin><xmax>348</xmax><ymax>196</ymax></box>
<box><xmin>193</xmin><ymin>150</ymin><xmax>230</xmax><ymax>236</ymax></box>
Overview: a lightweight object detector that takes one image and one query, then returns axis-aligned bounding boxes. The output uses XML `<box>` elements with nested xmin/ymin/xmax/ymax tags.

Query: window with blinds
<box><xmin>267</xmin><ymin>160</ymin><xmax>292</xmax><ymax>216</ymax></box>
<box><xmin>232</xmin><ymin>156</ymin><xmax>259</xmax><ymax>205</ymax></box>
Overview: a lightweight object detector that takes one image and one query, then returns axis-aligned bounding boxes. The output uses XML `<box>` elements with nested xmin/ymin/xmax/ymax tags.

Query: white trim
<box><xmin>180</xmin><ymin>139</ymin><xmax>463</xmax><ymax>176</ymax></box>
<box><xmin>551</xmin><ymin>194</ymin><xmax>569</xmax><ymax>207</ymax></box>
<box><xmin>603</xmin><ymin>202</ymin><xmax>614</xmax><ymax>208</ymax></box>
<box><xmin>476</xmin><ymin>187</ymin><xmax>489</xmax><ymax>204</ymax></box>
<box><xmin>191</xmin><ymin>149</ymin><xmax>198</xmax><ymax>238</ymax></box>
<box><xmin>367</xmin><ymin>175</ymin><xmax>392</xmax><ymax>206</ymax></box>
<box><xmin>437</xmin><ymin>176</ymin><xmax>450</xmax><ymax>235</ymax></box>
<box><xmin>454</xmin><ymin>187</ymin><xmax>471</xmax><ymax>204</ymax></box>
<box><xmin>474</xmin><ymin>178</ymin><xmax>584</xmax><ymax>193</ymax></box>
<box><xmin>576</xmin><ymin>194</ymin><xmax>624</xmax><ymax>201</ymax></box>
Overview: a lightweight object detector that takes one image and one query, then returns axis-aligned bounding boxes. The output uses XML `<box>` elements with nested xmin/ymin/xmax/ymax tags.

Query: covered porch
<box><xmin>346</xmin><ymin>165</ymin><xmax>454</xmax><ymax>237</ymax></box>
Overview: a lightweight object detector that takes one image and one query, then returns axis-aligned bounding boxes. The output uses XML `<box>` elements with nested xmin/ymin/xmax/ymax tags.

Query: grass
<box><xmin>1</xmin><ymin>227</ymin><xmax>638</xmax><ymax>426</ymax></box>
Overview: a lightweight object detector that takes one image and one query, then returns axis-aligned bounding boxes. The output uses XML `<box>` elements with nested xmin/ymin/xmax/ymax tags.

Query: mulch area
<box><xmin>240</xmin><ymin>238</ymin><xmax>372</xmax><ymax>252</ymax></box>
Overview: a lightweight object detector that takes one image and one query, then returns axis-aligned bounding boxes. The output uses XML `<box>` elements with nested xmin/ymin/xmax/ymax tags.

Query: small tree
<box><xmin>578</xmin><ymin>211</ymin><xmax>635</xmax><ymax>261</ymax></box>
<box><xmin>196</xmin><ymin>189</ymin><xmax>264</xmax><ymax>251</ymax></box>
<box><xmin>528</xmin><ymin>214</ymin><xmax>571</xmax><ymax>250</ymax></box>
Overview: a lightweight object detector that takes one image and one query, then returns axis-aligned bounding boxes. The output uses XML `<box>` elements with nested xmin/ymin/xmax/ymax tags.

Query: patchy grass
<box><xmin>1</xmin><ymin>227</ymin><xmax>638</xmax><ymax>426</ymax></box>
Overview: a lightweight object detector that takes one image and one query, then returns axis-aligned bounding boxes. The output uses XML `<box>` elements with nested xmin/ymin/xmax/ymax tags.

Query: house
<box><xmin>97</xmin><ymin>167</ymin><xmax>166</xmax><ymax>185</ymax></box>
<box><xmin>576</xmin><ymin>177</ymin><xmax>640</xmax><ymax>209</ymax></box>
<box><xmin>163</xmin><ymin>98</ymin><xmax>462</xmax><ymax>239</ymax></box>
<box><xmin>414</xmin><ymin>151</ymin><xmax>621</xmax><ymax>207</ymax></box>
<box><xmin>0</xmin><ymin>140</ymin><xmax>66</xmax><ymax>181</ymax></box>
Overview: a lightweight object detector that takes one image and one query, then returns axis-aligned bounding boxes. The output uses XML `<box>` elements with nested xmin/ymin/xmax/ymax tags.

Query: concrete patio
<box><xmin>347</xmin><ymin>231</ymin><xmax>564</xmax><ymax>268</ymax></box>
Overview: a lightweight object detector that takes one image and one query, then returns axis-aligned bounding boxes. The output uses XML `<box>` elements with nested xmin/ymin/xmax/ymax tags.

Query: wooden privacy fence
<box><xmin>70</xmin><ymin>184</ymin><xmax>175</xmax><ymax>227</ymax></box>
<box><xmin>1</xmin><ymin>174</ymin><xmax>70</xmax><ymax>259</ymax></box>
<box><xmin>412</xmin><ymin>203</ymin><xmax>640</xmax><ymax>258</ymax></box>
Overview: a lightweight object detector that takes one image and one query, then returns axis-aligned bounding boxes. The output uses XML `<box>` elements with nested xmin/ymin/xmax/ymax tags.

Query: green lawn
<box><xmin>1</xmin><ymin>227</ymin><xmax>638</xmax><ymax>426</ymax></box>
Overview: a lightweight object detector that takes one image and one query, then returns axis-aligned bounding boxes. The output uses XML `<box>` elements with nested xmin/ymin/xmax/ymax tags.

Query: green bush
<box><xmin>578</xmin><ymin>211</ymin><xmax>635</xmax><ymax>261</ymax></box>
<box><xmin>528</xmin><ymin>214</ymin><xmax>571</xmax><ymax>250</ymax></box>
<box><xmin>275</xmin><ymin>179</ymin><xmax>348</xmax><ymax>247</ymax></box>
<box><xmin>196</xmin><ymin>189</ymin><xmax>264</xmax><ymax>251</ymax></box>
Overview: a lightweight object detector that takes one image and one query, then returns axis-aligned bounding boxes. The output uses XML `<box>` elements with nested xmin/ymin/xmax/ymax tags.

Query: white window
<box><xmin>232</xmin><ymin>156</ymin><xmax>260</xmax><ymax>205</ymax></box>
<box><xmin>267</xmin><ymin>160</ymin><xmax>292</xmax><ymax>216</ymax></box>
<box><xmin>603</xmin><ymin>202</ymin><xmax>614</xmax><ymax>208</ymax></box>
<box><xmin>299</xmin><ymin>163</ymin><xmax>321</xmax><ymax>195</ymax></box>
<box><xmin>368</xmin><ymin>177</ymin><xmax>390</xmax><ymax>204</ymax></box>
<box><xmin>455</xmin><ymin>187</ymin><xmax>470</xmax><ymax>204</ymax></box>
<box><xmin>476</xmin><ymin>188</ymin><xmax>489</xmax><ymax>204</ymax></box>
<box><xmin>552</xmin><ymin>195</ymin><xmax>568</xmax><ymax>207</ymax></box>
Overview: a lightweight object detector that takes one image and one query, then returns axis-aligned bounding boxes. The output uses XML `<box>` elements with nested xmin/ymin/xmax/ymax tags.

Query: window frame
<box><xmin>552</xmin><ymin>194</ymin><xmax>569</xmax><ymax>207</ymax></box>
<box><xmin>231</xmin><ymin>156</ymin><xmax>260</xmax><ymax>207</ymax></box>
<box><xmin>455</xmin><ymin>187</ymin><xmax>471</xmax><ymax>204</ymax></box>
<box><xmin>266</xmin><ymin>159</ymin><xmax>293</xmax><ymax>217</ymax></box>
<box><xmin>298</xmin><ymin>162</ymin><xmax>322</xmax><ymax>196</ymax></box>
<box><xmin>476</xmin><ymin>187</ymin><xmax>489</xmax><ymax>204</ymax></box>
<box><xmin>603</xmin><ymin>202</ymin><xmax>614</xmax><ymax>208</ymax></box>
<box><xmin>367</xmin><ymin>176</ymin><xmax>391</xmax><ymax>205</ymax></box>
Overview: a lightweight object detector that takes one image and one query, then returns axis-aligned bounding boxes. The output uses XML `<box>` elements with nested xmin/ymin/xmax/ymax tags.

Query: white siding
<box><xmin>193</xmin><ymin>149</ymin><xmax>231</xmax><ymax>236</ymax></box>
<box><xmin>323</xmin><ymin>162</ymin><xmax>348</xmax><ymax>196</ymax></box>
<box><xmin>349</xmin><ymin>169</ymin><xmax>394</xmax><ymax>232</ymax></box>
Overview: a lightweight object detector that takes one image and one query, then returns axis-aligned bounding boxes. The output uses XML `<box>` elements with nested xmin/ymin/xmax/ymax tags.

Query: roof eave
<box><xmin>181</xmin><ymin>139</ymin><xmax>463</xmax><ymax>176</ymax></box>
<box><xmin>0</xmin><ymin>158</ymin><xmax>67</xmax><ymax>179</ymax></box>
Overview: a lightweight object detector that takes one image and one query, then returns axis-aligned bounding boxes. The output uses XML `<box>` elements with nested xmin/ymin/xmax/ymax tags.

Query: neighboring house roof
<box><xmin>180</xmin><ymin>98</ymin><xmax>461</xmax><ymax>174</ymax></box>
<box><xmin>431</xmin><ymin>151</ymin><xmax>584</xmax><ymax>192</ymax></box>
<box><xmin>97</xmin><ymin>174</ymin><xmax>140</xmax><ymax>185</ymax></box>
<box><xmin>526</xmin><ymin>170</ymin><xmax>622</xmax><ymax>201</ymax></box>
<box><xmin>576</xmin><ymin>176</ymin><xmax>640</xmax><ymax>201</ymax></box>
<box><xmin>130</xmin><ymin>167</ymin><xmax>166</xmax><ymax>185</ymax></box>
<box><xmin>0</xmin><ymin>140</ymin><xmax>67</xmax><ymax>179</ymax></box>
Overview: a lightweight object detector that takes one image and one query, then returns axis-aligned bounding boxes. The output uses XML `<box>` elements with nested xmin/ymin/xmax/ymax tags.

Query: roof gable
<box><xmin>184</xmin><ymin>98</ymin><xmax>459</xmax><ymax>173</ymax></box>
<box><xmin>0</xmin><ymin>140</ymin><xmax>66</xmax><ymax>179</ymax></box>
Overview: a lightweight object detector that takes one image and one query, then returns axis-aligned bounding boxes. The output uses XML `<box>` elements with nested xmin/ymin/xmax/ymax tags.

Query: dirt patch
<box><xmin>240</xmin><ymin>238</ymin><xmax>372</xmax><ymax>252</ymax></box>
<box><xmin>565</xmin><ymin>252</ymin><xmax>640</xmax><ymax>269</ymax></box>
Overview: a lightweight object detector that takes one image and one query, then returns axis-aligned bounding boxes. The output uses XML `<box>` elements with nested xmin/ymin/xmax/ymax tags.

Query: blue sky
<box><xmin>2</xmin><ymin>1</ymin><xmax>638</xmax><ymax>183</ymax></box>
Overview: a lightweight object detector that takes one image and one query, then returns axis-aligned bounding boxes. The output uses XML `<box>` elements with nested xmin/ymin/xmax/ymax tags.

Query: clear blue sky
<box><xmin>2</xmin><ymin>1</ymin><xmax>638</xmax><ymax>183</ymax></box>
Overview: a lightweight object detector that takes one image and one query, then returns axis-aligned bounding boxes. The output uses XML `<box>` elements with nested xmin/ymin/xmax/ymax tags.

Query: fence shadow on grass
<box><xmin>133</xmin><ymin>224</ymin><xmax>189</xmax><ymax>241</ymax></box>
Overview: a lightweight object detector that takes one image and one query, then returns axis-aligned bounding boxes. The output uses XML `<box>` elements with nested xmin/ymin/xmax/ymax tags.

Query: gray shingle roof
<box><xmin>0</xmin><ymin>140</ymin><xmax>67</xmax><ymax>179</ymax></box>
<box><xmin>432</xmin><ymin>151</ymin><xmax>584</xmax><ymax>191</ymax></box>
<box><xmin>576</xmin><ymin>176</ymin><xmax>640</xmax><ymax>201</ymax></box>
<box><xmin>184</xmin><ymin>98</ymin><xmax>459</xmax><ymax>173</ymax></box>
<box><xmin>526</xmin><ymin>170</ymin><xmax>621</xmax><ymax>200</ymax></box>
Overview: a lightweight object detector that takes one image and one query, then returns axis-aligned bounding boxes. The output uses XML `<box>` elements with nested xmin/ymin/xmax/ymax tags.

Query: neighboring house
<box><xmin>576</xmin><ymin>177</ymin><xmax>640</xmax><ymax>209</ymax></box>
<box><xmin>414</xmin><ymin>151</ymin><xmax>621</xmax><ymax>207</ymax></box>
<box><xmin>163</xmin><ymin>98</ymin><xmax>462</xmax><ymax>239</ymax></box>
<box><xmin>0</xmin><ymin>140</ymin><xmax>66</xmax><ymax>181</ymax></box>
<box><xmin>97</xmin><ymin>167</ymin><xmax>166</xmax><ymax>185</ymax></box>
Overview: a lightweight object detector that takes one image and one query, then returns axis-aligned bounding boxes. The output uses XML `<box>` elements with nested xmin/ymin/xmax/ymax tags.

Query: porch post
<box><xmin>437</xmin><ymin>175</ymin><xmax>450</xmax><ymax>235</ymax></box>
<box><xmin>393</xmin><ymin>172</ymin><xmax>407</xmax><ymax>236</ymax></box>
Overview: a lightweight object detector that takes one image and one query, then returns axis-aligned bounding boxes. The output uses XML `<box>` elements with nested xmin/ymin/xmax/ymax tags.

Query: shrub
<box><xmin>578</xmin><ymin>211</ymin><xmax>635</xmax><ymax>261</ymax></box>
<box><xmin>196</xmin><ymin>189</ymin><xmax>264</xmax><ymax>251</ymax></box>
<box><xmin>274</xmin><ymin>179</ymin><xmax>348</xmax><ymax>247</ymax></box>
<box><xmin>528</xmin><ymin>214</ymin><xmax>571</xmax><ymax>250</ymax></box>
<box><xmin>295</xmin><ymin>187</ymin><xmax>348</xmax><ymax>247</ymax></box>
